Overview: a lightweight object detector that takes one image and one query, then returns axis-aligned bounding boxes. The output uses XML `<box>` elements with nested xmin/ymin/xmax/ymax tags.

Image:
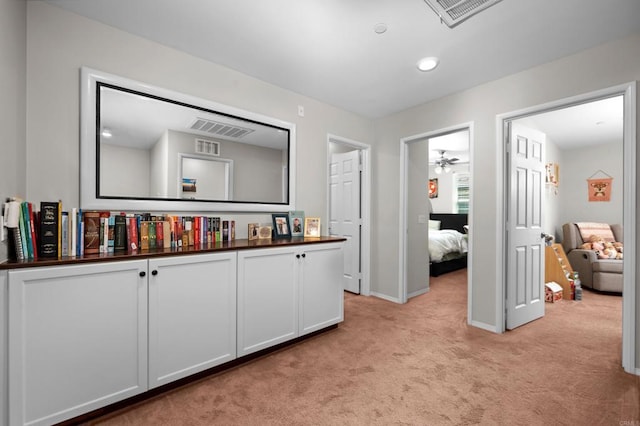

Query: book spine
<box><xmin>128</xmin><ymin>216</ymin><xmax>139</xmax><ymax>251</ymax></box>
<box><xmin>27</xmin><ymin>202</ymin><xmax>39</xmax><ymax>259</ymax></box>
<box><xmin>21</xmin><ymin>202</ymin><xmax>33</xmax><ymax>259</ymax></box>
<box><xmin>114</xmin><ymin>215</ymin><xmax>127</xmax><ymax>251</ymax></box>
<box><xmin>155</xmin><ymin>219</ymin><xmax>164</xmax><ymax>248</ymax></box>
<box><xmin>13</xmin><ymin>227</ymin><xmax>25</xmax><ymax>261</ymax></box>
<box><xmin>140</xmin><ymin>221</ymin><xmax>149</xmax><ymax>250</ymax></box>
<box><xmin>57</xmin><ymin>201</ymin><xmax>62</xmax><ymax>258</ymax></box>
<box><xmin>222</xmin><ymin>220</ymin><xmax>229</xmax><ymax>242</ymax></box>
<box><xmin>61</xmin><ymin>212</ymin><xmax>69</xmax><ymax>257</ymax></box>
<box><xmin>83</xmin><ymin>211</ymin><xmax>101</xmax><ymax>255</ymax></box>
<box><xmin>107</xmin><ymin>216</ymin><xmax>115</xmax><ymax>253</ymax></box>
<box><xmin>70</xmin><ymin>208</ymin><xmax>77</xmax><ymax>257</ymax></box>
<box><xmin>148</xmin><ymin>221</ymin><xmax>156</xmax><ymax>249</ymax></box>
<box><xmin>163</xmin><ymin>221</ymin><xmax>171</xmax><ymax>249</ymax></box>
<box><xmin>39</xmin><ymin>201</ymin><xmax>59</xmax><ymax>258</ymax></box>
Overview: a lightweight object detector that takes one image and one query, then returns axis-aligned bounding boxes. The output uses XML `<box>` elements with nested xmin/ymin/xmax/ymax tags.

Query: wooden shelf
<box><xmin>545</xmin><ymin>243</ymin><xmax>574</xmax><ymax>300</ymax></box>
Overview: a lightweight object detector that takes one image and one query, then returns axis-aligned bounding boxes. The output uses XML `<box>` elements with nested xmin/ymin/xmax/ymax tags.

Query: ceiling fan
<box><xmin>432</xmin><ymin>150</ymin><xmax>459</xmax><ymax>174</ymax></box>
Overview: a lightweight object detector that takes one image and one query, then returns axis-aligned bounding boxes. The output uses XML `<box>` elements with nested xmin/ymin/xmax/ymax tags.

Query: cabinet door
<box><xmin>148</xmin><ymin>253</ymin><xmax>236</xmax><ymax>388</ymax></box>
<box><xmin>237</xmin><ymin>247</ymin><xmax>298</xmax><ymax>356</ymax></box>
<box><xmin>8</xmin><ymin>260</ymin><xmax>148</xmax><ymax>426</ymax></box>
<box><xmin>299</xmin><ymin>243</ymin><xmax>344</xmax><ymax>336</ymax></box>
<box><xmin>0</xmin><ymin>271</ymin><xmax>6</xmax><ymax>426</ymax></box>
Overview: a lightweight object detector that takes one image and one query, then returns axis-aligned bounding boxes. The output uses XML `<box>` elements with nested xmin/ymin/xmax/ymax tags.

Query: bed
<box><xmin>429</xmin><ymin>213</ymin><xmax>469</xmax><ymax>277</ymax></box>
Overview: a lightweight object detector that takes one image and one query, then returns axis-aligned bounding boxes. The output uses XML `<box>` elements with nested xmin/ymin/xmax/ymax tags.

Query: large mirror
<box><xmin>80</xmin><ymin>67</ymin><xmax>296</xmax><ymax>212</ymax></box>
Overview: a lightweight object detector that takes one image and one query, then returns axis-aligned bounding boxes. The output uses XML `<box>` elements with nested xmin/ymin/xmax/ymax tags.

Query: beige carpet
<box><xmin>85</xmin><ymin>269</ymin><xmax>639</xmax><ymax>425</ymax></box>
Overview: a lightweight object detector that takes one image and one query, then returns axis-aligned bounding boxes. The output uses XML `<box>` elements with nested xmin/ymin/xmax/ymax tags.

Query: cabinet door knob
<box><xmin>296</xmin><ymin>254</ymin><xmax>301</xmax><ymax>259</ymax></box>
<box><xmin>301</xmin><ymin>253</ymin><xmax>306</xmax><ymax>258</ymax></box>
<box><xmin>139</xmin><ymin>271</ymin><xmax>146</xmax><ymax>277</ymax></box>
<box><xmin>151</xmin><ymin>270</ymin><xmax>158</xmax><ymax>276</ymax></box>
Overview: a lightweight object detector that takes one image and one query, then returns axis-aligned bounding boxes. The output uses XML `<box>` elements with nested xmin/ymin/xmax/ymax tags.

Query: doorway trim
<box><xmin>495</xmin><ymin>82</ymin><xmax>637</xmax><ymax>374</ymax></box>
<box><xmin>399</xmin><ymin>122</ymin><xmax>474</xmax><ymax>316</ymax></box>
<box><xmin>326</xmin><ymin>134</ymin><xmax>371</xmax><ymax>296</ymax></box>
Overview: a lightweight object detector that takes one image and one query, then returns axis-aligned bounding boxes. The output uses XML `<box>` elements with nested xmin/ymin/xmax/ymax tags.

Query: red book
<box><xmin>128</xmin><ymin>217</ymin><xmax>138</xmax><ymax>251</ymax></box>
<box><xmin>194</xmin><ymin>216</ymin><xmax>200</xmax><ymax>246</ymax></box>
<box><xmin>156</xmin><ymin>220</ymin><xmax>164</xmax><ymax>248</ymax></box>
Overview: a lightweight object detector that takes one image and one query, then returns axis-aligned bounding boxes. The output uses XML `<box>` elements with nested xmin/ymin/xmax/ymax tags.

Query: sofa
<box><xmin>562</xmin><ymin>223</ymin><xmax>623</xmax><ymax>293</ymax></box>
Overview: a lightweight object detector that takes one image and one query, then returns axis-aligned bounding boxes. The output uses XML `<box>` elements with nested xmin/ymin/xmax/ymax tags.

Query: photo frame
<box><xmin>428</xmin><ymin>178</ymin><xmax>438</xmax><ymax>198</ymax></box>
<box><xmin>289</xmin><ymin>210</ymin><xmax>305</xmax><ymax>237</ymax></box>
<box><xmin>258</xmin><ymin>225</ymin><xmax>272</xmax><ymax>240</ymax></box>
<box><xmin>272</xmin><ymin>213</ymin><xmax>291</xmax><ymax>238</ymax></box>
<box><xmin>248</xmin><ymin>223</ymin><xmax>259</xmax><ymax>240</ymax></box>
<box><xmin>304</xmin><ymin>217</ymin><xmax>321</xmax><ymax>238</ymax></box>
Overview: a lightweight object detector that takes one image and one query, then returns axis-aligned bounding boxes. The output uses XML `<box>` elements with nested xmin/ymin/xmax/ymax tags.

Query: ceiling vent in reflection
<box><xmin>423</xmin><ymin>0</ymin><xmax>503</xmax><ymax>28</ymax></box>
<box><xmin>189</xmin><ymin>118</ymin><xmax>254</xmax><ymax>139</ymax></box>
<box><xmin>195</xmin><ymin>138</ymin><xmax>220</xmax><ymax>156</ymax></box>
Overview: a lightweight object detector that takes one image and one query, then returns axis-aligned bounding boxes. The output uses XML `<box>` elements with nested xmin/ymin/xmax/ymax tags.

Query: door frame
<box><xmin>495</xmin><ymin>82</ymin><xmax>637</xmax><ymax>374</ymax></box>
<box><xmin>399</xmin><ymin>122</ymin><xmax>474</xmax><ymax>313</ymax></box>
<box><xmin>326</xmin><ymin>134</ymin><xmax>371</xmax><ymax>296</ymax></box>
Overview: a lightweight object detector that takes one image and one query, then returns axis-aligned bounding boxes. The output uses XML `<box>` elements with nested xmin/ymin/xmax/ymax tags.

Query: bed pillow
<box><xmin>428</xmin><ymin>220</ymin><xmax>441</xmax><ymax>230</ymax></box>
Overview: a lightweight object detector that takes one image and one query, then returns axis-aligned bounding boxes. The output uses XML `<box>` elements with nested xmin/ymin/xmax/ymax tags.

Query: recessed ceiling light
<box><xmin>373</xmin><ymin>23</ymin><xmax>387</xmax><ymax>34</ymax></box>
<box><xmin>417</xmin><ymin>57</ymin><xmax>439</xmax><ymax>72</ymax></box>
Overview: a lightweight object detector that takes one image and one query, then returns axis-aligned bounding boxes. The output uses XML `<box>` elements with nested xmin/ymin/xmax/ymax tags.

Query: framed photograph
<box><xmin>248</xmin><ymin>223</ymin><xmax>259</xmax><ymax>240</ymax></box>
<box><xmin>304</xmin><ymin>217</ymin><xmax>321</xmax><ymax>238</ymax></box>
<box><xmin>272</xmin><ymin>213</ymin><xmax>291</xmax><ymax>238</ymax></box>
<box><xmin>258</xmin><ymin>225</ymin><xmax>272</xmax><ymax>240</ymax></box>
<box><xmin>289</xmin><ymin>210</ymin><xmax>305</xmax><ymax>237</ymax></box>
<box><xmin>428</xmin><ymin>178</ymin><xmax>438</xmax><ymax>198</ymax></box>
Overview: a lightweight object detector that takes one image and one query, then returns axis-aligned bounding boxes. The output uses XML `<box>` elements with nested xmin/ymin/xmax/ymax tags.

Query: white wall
<box><xmin>0</xmin><ymin>0</ymin><xmax>26</xmax><ymax>263</ymax></box>
<box><xmin>101</xmin><ymin>144</ymin><xmax>151</xmax><ymax>198</ymax></box>
<box><xmin>558</xmin><ymin>141</ymin><xmax>623</xmax><ymax>233</ymax></box>
<box><xmin>373</xmin><ymin>33</ymin><xmax>640</xmax><ymax>352</ymax></box>
<box><xmin>25</xmin><ymin>2</ymin><xmax>374</xmax><ymax>236</ymax></box>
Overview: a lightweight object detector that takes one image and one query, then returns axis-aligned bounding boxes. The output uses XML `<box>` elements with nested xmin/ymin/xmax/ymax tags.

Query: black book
<box><xmin>114</xmin><ymin>215</ymin><xmax>127</xmax><ymax>251</ymax></box>
<box><xmin>39</xmin><ymin>201</ymin><xmax>59</xmax><ymax>258</ymax></box>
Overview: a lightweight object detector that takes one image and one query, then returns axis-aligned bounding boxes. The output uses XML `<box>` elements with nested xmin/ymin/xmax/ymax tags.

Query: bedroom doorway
<box><xmin>496</xmin><ymin>82</ymin><xmax>636</xmax><ymax>374</ymax></box>
<box><xmin>399</xmin><ymin>123</ymin><xmax>473</xmax><ymax>311</ymax></box>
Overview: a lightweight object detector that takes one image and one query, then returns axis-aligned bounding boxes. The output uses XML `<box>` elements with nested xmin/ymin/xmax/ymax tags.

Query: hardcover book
<box><xmin>140</xmin><ymin>221</ymin><xmax>150</xmax><ymax>250</ymax></box>
<box><xmin>114</xmin><ymin>215</ymin><xmax>127</xmax><ymax>251</ymax></box>
<box><xmin>83</xmin><ymin>211</ymin><xmax>102</xmax><ymax>255</ymax></box>
<box><xmin>39</xmin><ymin>201</ymin><xmax>59</xmax><ymax>258</ymax></box>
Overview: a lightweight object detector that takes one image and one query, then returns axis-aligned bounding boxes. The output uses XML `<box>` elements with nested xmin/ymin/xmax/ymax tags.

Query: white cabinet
<box><xmin>299</xmin><ymin>242</ymin><xmax>344</xmax><ymax>336</ymax></box>
<box><xmin>237</xmin><ymin>246</ymin><xmax>299</xmax><ymax>356</ymax></box>
<box><xmin>1</xmin><ymin>271</ymin><xmax>7</xmax><ymax>426</ymax></box>
<box><xmin>148</xmin><ymin>253</ymin><xmax>236</xmax><ymax>388</ymax></box>
<box><xmin>8</xmin><ymin>260</ymin><xmax>148</xmax><ymax>426</ymax></box>
<box><xmin>237</xmin><ymin>242</ymin><xmax>344</xmax><ymax>356</ymax></box>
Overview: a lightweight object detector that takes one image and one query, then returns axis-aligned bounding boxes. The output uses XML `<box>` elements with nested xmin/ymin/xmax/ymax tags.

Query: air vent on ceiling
<box><xmin>189</xmin><ymin>118</ymin><xmax>254</xmax><ymax>139</ymax></box>
<box><xmin>195</xmin><ymin>139</ymin><xmax>220</xmax><ymax>156</ymax></box>
<box><xmin>423</xmin><ymin>0</ymin><xmax>503</xmax><ymax>28</ymax></box>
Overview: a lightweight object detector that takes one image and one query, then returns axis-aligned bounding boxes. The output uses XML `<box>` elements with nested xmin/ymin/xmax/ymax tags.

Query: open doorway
<box><xmin>400</xmin><ymin>123</ymin><xmax>473</xmax><ymax>312</ymax></box>
<box><xmin>497</xmin><ymin>83</ymin><xmax>636</xmax><ymax>374</ymax></box>
<box><xmin>327</xmin><ymin>134</ymin><xmax>371</xmax><ymax>296</ymax></box>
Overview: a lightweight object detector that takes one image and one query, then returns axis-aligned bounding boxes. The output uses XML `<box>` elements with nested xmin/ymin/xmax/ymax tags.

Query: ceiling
<box><xmin>42</xmin><ymin>0</ymin><xmax>640</xmax><ymax>119</ymax></box>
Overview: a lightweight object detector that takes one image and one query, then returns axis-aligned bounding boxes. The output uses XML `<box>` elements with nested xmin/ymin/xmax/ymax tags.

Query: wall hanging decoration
<box><xmin>428</xmin><ymin>178</ymin><xmax>439</xmax><ymax>198</ymax></box>
<box><xmin>587</xmin><ymin>170</ymin><xmax>613</xmax><ymax>202</ymax></box>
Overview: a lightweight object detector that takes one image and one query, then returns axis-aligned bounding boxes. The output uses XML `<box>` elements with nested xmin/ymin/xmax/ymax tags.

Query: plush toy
<box><xmin>582</xmin><ymin>235</ymin><xmax>624</xmax><ymax>259</ymax></box>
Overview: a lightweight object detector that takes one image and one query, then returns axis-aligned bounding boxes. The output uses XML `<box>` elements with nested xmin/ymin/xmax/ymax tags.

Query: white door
<box><xmin>506</xmin><ymin>123</ymin><xmax>546</xmax><ymax>330</ymax></box>
<box><xmin>329</xmin><ymin>150</ymin><xmax>361</xmax><ymax>294</ymax></box>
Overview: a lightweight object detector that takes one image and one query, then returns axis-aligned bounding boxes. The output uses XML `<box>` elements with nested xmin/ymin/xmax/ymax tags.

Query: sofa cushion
<box><xmin>575</xmin><ymin>222</ymin><xmax>615</xmax><ymax>243</ymax></box>
<box><xmin>592</xmin><ymin>259</ymin><xmax>623</xmax><ymax>274</ymax></box>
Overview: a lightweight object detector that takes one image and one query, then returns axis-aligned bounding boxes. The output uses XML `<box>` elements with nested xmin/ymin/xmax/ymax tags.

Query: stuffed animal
<box><xmin>582</xmin><ymin>235</ymin><xmax>624</xmax><ymax>259</ymax></box>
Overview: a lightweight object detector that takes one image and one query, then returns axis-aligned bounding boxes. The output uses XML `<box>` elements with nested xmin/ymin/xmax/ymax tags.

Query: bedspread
<box><xmin>429</xmin><ymin>229</ymin><xmax>468</xmax><ymax>262</ymax></box>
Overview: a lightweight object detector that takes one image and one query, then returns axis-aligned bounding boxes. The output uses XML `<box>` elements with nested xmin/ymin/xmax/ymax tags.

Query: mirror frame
<box><xmin>80</xmin><ymin>67</ymin><xmax>296</xmax><ymax>212</ymax></box>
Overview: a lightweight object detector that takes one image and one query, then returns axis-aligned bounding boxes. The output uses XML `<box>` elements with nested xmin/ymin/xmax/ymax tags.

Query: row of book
<box><xmin>4</xmin><ymin>198</ymin><xmax>236</xmax><ymax>261</ymax></box>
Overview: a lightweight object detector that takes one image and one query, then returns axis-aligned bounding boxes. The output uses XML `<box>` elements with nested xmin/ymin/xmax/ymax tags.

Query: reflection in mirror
<box><xmin>81</xmin><ymin>67</ymin><xmax>296</xmax><ymax>212</ymax></box>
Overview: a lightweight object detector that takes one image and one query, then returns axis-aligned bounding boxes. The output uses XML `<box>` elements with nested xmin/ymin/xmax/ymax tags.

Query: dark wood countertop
<box><xmin>0</xmin><ymin>236</ymin><xmax>346</xmax><ymax>270</ymax></box>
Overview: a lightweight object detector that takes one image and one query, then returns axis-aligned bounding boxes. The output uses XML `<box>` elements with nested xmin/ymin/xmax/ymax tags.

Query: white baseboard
<box><xmin>470</xmin><ymin>319</ymin><xmax>499</xmax><ymax>333</ymax></box>
<box><xmin>370</xmin><ymin>291</ymin><xmax>402</xmax><ymax>304</ymax></box>
<box><xmin>408</xmin><ymin>287</ymin><xmax>429</xmax><ymax>299</ymax></box>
